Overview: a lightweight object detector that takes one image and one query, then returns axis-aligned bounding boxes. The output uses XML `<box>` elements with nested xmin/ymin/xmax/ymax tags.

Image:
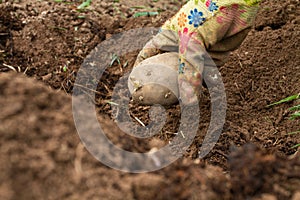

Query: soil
<box><xmin>0</xmin><ymin>0</ymin><xmax>299</xmax><ymax>199</ymax></box>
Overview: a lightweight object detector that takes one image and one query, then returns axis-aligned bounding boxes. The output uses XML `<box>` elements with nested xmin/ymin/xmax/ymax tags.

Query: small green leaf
<box><xmin>289</xmin><ymin>104</ymin><xmax>300</xmax><ymax>111</ymax></box>
<box><xmin>63</xmin><ymin>65</ymin><xmax>68</xmax><ymax>72</ymax></box>
<box><xmin>290</xmin><ymin>112</ymin><xmax>300</xmax><ymax>120</ymax></box>
<box><xmin>267</xmin><ymin>94</ymin><xmax>300</xmax><ymax>107</ymax></box>
<box><xmin>106</xmin><ymin>101</ymin><xmax>119</xmax><ymax>106</ymax></box>
<box><xmin>77</xmin><ymin>0</ymin><xmax>92</xmax><ymax>10</ymax></box>
<box><xmin>123</xmin><ymin>61</ymin><xmax>128</xmax><ymax>68</ymax></box>
<box><xmin>133</xmin><ymin>12</ymin><xmax>159</xmax><ymax>18</ymax></box>
<box><xmin>110</xmin><ymin>53</ymin><xmax>120</xmax><ymax>66</ymax></box>
<box><xmin>291</xmin><ymin>143</ymin><xmax>300</xmax><ymax>149</ymax></box>
<box><xmin>288</xmin><ymin>130</ymin><xmax>300</xmax><ymax>135</ymax></box>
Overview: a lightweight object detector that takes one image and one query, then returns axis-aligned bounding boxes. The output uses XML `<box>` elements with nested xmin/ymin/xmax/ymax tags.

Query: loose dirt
<box><xmin>0</xmin><ymin>0</ymin><xmax>299</xmax><ymax>199</ymax></box>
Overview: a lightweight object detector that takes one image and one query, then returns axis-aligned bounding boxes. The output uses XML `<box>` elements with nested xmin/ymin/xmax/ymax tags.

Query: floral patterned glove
<box><xmin>134</xmin><ymin>0</ymin><xmax>260</xmax><ymax>105</ymax></box>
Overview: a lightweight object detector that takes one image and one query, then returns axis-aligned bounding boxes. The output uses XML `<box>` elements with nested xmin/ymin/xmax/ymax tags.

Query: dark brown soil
<box><xmin>0</xmin><ymin>0</ymin><xmax>299</xmax><ymax>199</ymax></box>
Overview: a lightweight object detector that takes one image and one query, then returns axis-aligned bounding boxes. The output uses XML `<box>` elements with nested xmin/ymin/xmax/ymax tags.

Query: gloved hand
<box><xmin>129</xmin><ymin>0</ymin><xmax>260</xmax><ymax>106</ymax></box>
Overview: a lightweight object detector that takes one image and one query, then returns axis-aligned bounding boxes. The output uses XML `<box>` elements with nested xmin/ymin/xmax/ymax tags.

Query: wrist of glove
<box><xmin>133</xmin><ymin>30</ymin><xmax>179</xmax><ymax>67</ymax></box>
